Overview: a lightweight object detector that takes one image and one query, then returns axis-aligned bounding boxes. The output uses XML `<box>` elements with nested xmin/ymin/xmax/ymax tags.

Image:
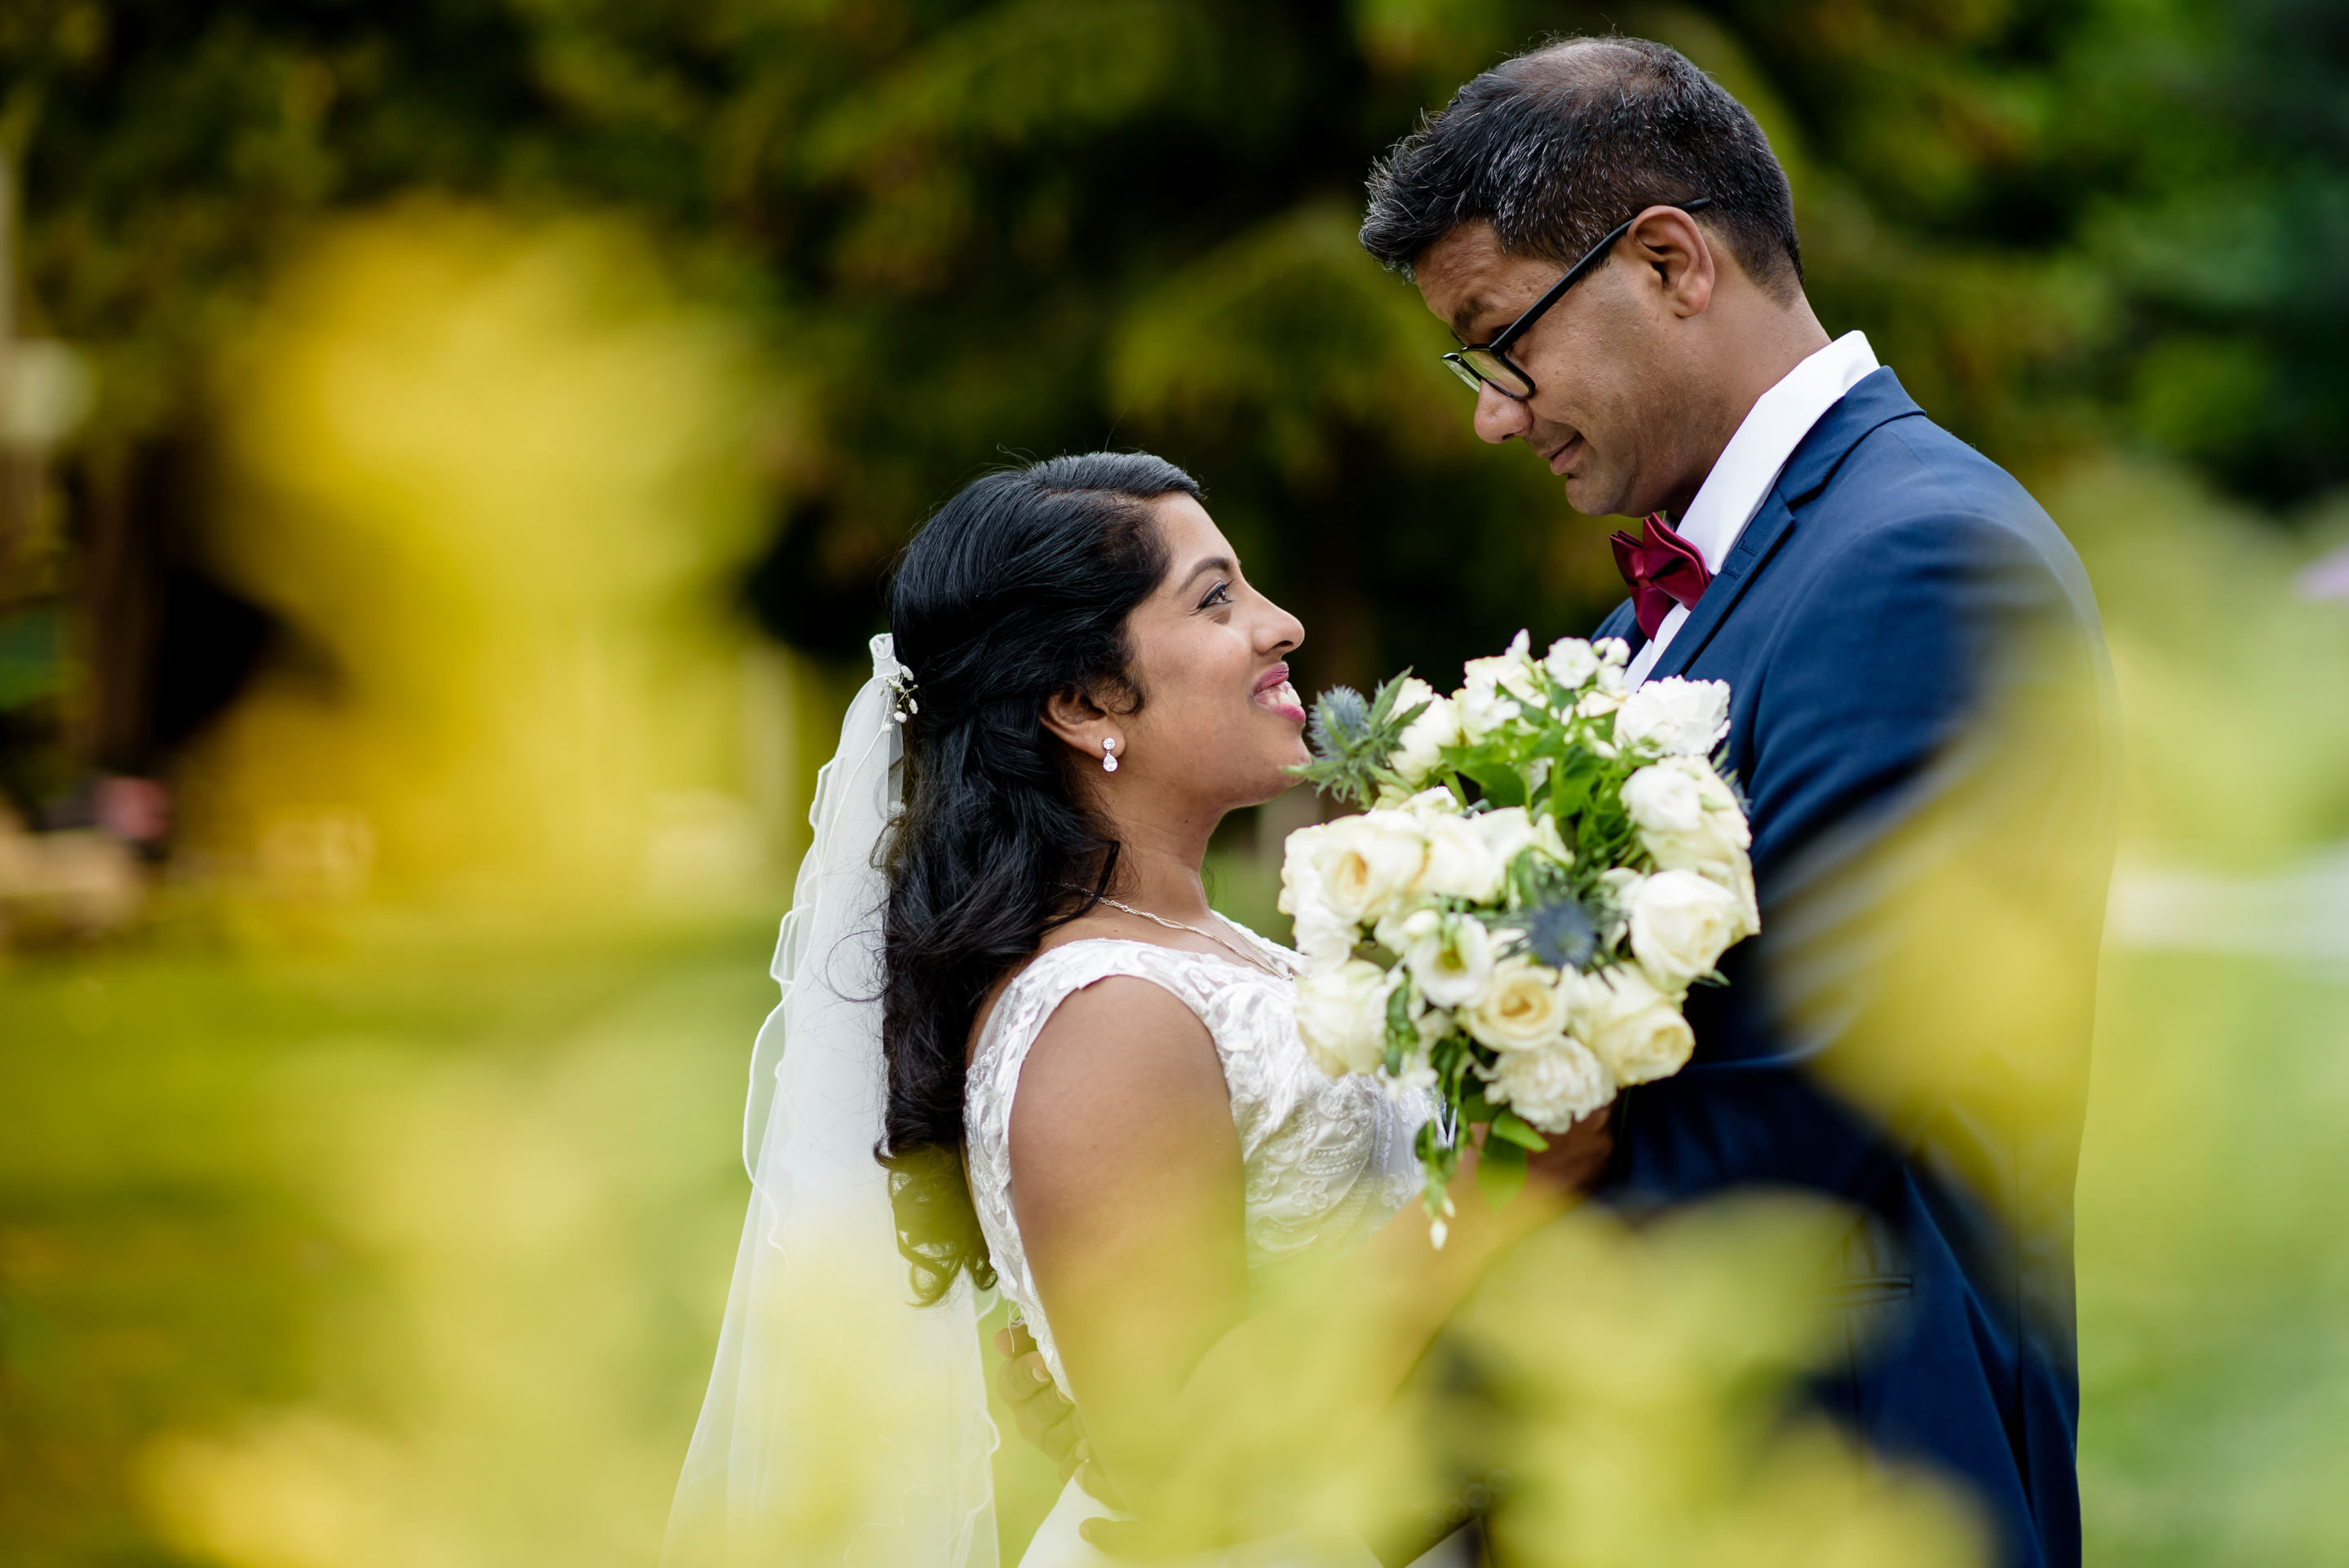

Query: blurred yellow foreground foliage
<box><xmin>183</xmin><ymin>207</ymin><xmax>797</xmax><ymax>909</ymax></box>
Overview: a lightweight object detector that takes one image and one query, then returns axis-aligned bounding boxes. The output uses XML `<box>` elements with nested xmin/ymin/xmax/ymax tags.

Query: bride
<box><xmin>666</xmin><ymin>453</ymin><xmax>1608</xmax><ymax>1567</ymax></box>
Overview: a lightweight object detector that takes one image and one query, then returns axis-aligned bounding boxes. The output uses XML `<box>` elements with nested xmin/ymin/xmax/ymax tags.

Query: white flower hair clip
<box><xmin>870</xmin><ymin>633</ymin><xmax>920</xmax><ymax>725</ymax></box>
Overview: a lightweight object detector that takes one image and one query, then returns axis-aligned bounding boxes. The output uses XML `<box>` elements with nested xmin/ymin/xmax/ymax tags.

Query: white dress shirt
<box><xmin>1626</xmin><ymin>330</ymin><xmax>1881</xmax><ymax>686</ymax></box>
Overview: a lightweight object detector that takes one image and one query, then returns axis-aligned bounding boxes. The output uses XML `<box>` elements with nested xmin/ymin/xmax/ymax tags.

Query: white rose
<box><xmin>1396</xmin><ymin>908</ymin><xmax>1495</xmax><ymax>1009</ymax></box>
<box><xmin>1620</xmin><ymin>757</ymin><xmax>1757</xmax><ymax>935</ymax></box>
<box><xmin>1311</xmin><ymin>813</ymin><xmax>1428</xmax><ymax>923</ymax></box>
<box><xmin>1624</xmin><ymin>868</ymin><xmax>1744</xmax><ymax>992</ymax></box>
<box><xmin>1573</xmin><ymin>965</ymin><xmax>1696</xmax><ymax>1086</ymax></box>
<box><xmin>1295</xmin><ymin>959</ymin><xmax>1396</xmax><ymax>1076</ymax></box>
<box><xmin>1483</xmin><ymin>1036</ymin><xmax>1613</xmax><ymax>1133</ymax></box>
<box><xmin>1620</xmin><ymin>762</ymin><xmax>1706</xmax><ymax>835</ymax></box>
<box><xmin>1389</xmin><ymin>686</ymin><xmax>1461</xmax><ymax>785</ymax></box>
<box><xmin>1613</xmin><ymin>677</ymin><xmax>1731</xmax><ymax>757</ymax></box>
<box><xmin>1279</xmin><ymin>824</ymin><xmax>1358</xmax><ymax>970</ymax></box>
<box><xmin>1464</xmin><ymin>955</ymin><xmax>1576</xmax><ymax>1051</ymax></box>
<box><xmin>1543</xmin><ymin>636</ymin><xmax>1599</xmax><ymax>691</ymax></box>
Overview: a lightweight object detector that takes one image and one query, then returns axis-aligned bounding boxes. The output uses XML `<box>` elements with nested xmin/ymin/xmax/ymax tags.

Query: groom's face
<box><xmin>1413</xmin><ymin>219</ymin><xmax>1686</xmax><ymax>519</ymax></box>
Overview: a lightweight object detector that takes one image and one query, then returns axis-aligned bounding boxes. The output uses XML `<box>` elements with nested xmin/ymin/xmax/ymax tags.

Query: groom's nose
<box><xmin>1472</xmin><ymin>380</ymin><xmax>1533</xmax><ymax>444</ymax></box>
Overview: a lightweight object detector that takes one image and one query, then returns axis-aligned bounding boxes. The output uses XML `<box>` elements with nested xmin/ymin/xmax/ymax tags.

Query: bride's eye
<box><xmin>1197</xmin><ymin>581</ymin><xmax>1234</xmax><ymax>609</ymax></box>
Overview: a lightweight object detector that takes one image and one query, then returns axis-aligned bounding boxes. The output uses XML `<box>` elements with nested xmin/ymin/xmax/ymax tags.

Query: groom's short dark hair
<box><xmin>1360</xmin><ymin>37</ymin><xmax>1803</xmax><ymax>300</ymax></box>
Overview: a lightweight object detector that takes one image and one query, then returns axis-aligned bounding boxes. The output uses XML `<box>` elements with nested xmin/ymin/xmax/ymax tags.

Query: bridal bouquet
<box><xmin>1281</xmin><ymin>633</ymin><xmax>1756</xmax><ymax>1239</ymax></box>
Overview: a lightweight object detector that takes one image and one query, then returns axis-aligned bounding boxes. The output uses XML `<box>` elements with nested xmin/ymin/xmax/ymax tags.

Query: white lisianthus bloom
<box><xmin>1295</xmin><ymin>959</ymin><xmax>1396</xmax><ymax>1076</ymax></box>
<box><xmin>1416</xmin><ymin>815</ymin><xmax>1506</xmax><ymax>903</ymax></box>
<box><xmin>1595</xmin><ymin>638</ymin><xmax>1630</xmax><ymax>668</ymax></box>
<box><xmin>1576</xmin><ymin>687</ymin><xmax>1626</xmax><ymax>721</ymax></box>
<box><xmin>1614</xmin><ymin>677</ymin><xmax>1732</xmax><ymax>757</ymax></box>
<box><xmin>1624</xmin><ymin>868</ymin><xmax>1744</xmax><ymax>992</ymax></box>
<box><xmin>1543</xmin><ymin>636</ymin><xmax>1599</xmax><ymax>691</ymax></box>
<box><xmin>1573</xmin><ymin>964</ymin><xmax>1696</xmax><ymax>1086</ymax></box>
<box><xmin>1620</xmin><ymin>757</ymin><xmax>1758</xmax><ymax>935</ymax></box>
<box><xmin>1484</xmin><ymin>1035</ymin><xmax>1613</xmax><ymax>1133</ymax></box>
<box><xmin>1462</xmin><ymin>629</ymin><xmax>1543</xmax><ymax>702</ymax></box>
<box><xmin>1464</xmin><ymin>955</ymin><xmax>1576</xmax><ymax>1051</ymax></box>
<box><xmin>1311</xmin><ymin>812</ymin><xmax>1429</xmax><ymax>924</ymax></box>
<box><xmin>1389</xmin><ymin>683</ymin><xmax>1461</xmax><ymax>786</ymax></box>
<box><xmin>1396</xmin><ymin>908</ymin><xmax>1496</xmax><ymax>1009</ymax></box>
<box><xmin>1456</xmin><ymin>678</ymin><xmax>1523</xmax><ymax>741</ymax></box>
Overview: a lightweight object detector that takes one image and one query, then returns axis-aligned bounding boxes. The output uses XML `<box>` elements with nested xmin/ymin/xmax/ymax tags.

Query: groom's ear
<box><xmin>1624</xmin><ymin>205</ymin><xmax>1717</xmax><ymax>319</ymax></box>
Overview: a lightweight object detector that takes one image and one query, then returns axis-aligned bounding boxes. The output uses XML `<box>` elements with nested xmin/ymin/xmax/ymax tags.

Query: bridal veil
<box><xmin>664</xmin><ymin>634</ymin><xmax>998</xmax><ymax>1568</ymax></box>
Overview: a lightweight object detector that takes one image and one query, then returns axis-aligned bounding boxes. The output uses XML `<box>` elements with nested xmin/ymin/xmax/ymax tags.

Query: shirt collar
<box><xmin>1671</xmin><ymin>330</ymin><xmax>1879</xmax><ymax>572</ymax></box>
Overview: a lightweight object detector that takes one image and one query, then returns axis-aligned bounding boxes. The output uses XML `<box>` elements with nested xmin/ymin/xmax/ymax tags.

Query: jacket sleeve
<box><xmin>1609</xmin><ymin>492</ymin><xmax>2118</xmax><ymax>1221</ymax></box>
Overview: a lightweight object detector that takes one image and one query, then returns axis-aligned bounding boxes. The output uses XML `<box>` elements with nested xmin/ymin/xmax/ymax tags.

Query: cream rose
<box><xmin>1573</xmin><ymin>964</ymin><xmax>1696</xmax><ymax>1086</ymax></box>
<box><xmin>1311</xmin><ymin>812</ymin><xmax>1428</xmax><ymax>923</ymax></box>
<box><xmin>1613</xmin><ymin>676</ymin><xmax>1731</xmax><ymax>757</ymax></box>
<box><xmin>1624</xmin><ymin>868</ymin><xmax>1744</xmax><ymax>991</ymax></box>
<box><xmin>1415</xmin><ymin>815</ymin><xmax>1506</xmax><ymax>903</ymax></box>
<box><xmin>1484</xmin><ymin>1036</ymin><xmax>1612</xmax><ymax>1133</ymax></box>
<box><xmin>1463</xmin><ymin>955</ymin><xmax>1575</xmax><ymax>1051</ymax></box>
<box><xmin>1395</xmin><ymin>908</ymin><xmax>1495</xmax><ymax>1009</ymax></box>
<box><xmin>1295</xmin><ymin>959</ymin><xmax>1396</xmax><ymax>1076</ymax></box>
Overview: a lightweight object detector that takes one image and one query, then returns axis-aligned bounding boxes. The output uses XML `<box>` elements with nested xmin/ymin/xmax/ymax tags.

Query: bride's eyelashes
<box><xmin>1195</xmin><ymin>580</ymin><xmax>1234</xmax><ymax>611</ymax></box>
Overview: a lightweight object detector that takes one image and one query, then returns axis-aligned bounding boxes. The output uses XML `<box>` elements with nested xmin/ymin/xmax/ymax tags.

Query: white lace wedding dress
<box><xmin>965</xmin><ymin>918</ymin><xmax>1433</xmax><ymax>1567</ymax></box>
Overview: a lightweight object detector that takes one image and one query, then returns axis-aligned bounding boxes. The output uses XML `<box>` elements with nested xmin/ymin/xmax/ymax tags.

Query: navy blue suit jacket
<box><xmin>1591</xmin><ymin>369</ymin><xmax>2117</xmax><ymax>1568</ymax></box>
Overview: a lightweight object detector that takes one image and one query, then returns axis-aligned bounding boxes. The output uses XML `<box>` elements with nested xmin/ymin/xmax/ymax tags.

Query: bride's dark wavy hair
<box><xmin>879</xmin><ymin>451</ymin><xmax>1196</xmax><ymax>1304</ymax></box>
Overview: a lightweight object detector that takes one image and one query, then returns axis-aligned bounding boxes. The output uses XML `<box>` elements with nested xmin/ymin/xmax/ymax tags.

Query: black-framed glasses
<box><xmin>1441</xmin><ymin>197</ymin><xmax>1714</xmax><ymax>400</ymax></box>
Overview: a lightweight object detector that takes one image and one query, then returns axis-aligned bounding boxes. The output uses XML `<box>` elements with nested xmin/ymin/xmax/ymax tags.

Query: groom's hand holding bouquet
<box><xmin>1283</xmin><ymin>633</ymin><xmax>1758</xmax><ymax>1239</ymax></box>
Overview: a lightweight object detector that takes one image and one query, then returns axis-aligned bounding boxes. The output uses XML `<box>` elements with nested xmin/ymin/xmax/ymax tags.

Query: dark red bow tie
<box><xmin>1610</xmin><ymin>513</ymin><xmax>1714</xmax><ymax>639</ymax></box>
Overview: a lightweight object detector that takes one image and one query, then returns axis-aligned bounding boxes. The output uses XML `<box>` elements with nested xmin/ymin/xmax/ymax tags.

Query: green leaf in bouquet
<box><xmin>1459</xmin><ymin>1088</ymin><xmax>1497</xmax><ymax>1124</ymax></box>
<box><xmin>1488</xmin><ymin>1108</ymin><xmax>1551</xmax><ymax>1151</ymax></box>
<box><xmin>1458</xmin><ymin>756</ymin><xmax>1526</xmax><ymax>807</ymax></box>
<box><xmin>1382</xmin><ymin>980</ymin><xmax>1416</xmax><ymax>1076</ymax></box>
<box><xmin>1475</xmin><ymin>1133</ymin><xmax>1529</xmax><ymax>1208</ymax></box>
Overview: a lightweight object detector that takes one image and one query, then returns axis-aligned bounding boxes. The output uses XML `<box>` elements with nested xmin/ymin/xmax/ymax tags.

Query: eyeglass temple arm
<box><xmin>1485</xmin><ymin>198</ymin><xmax>1717</xmax><ymax>355</ymax></box>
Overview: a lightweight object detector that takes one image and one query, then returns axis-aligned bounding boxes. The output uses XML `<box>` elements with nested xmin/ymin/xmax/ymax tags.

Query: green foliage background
<box><xmin>3</xmin><ymin>3</ymin><xmax>2348</xmax><ymax>1566</ymax></box>
<box><xmin>7</xmin><ymin>0</ymin><xmax>2345</xmax><ymax>691</ymax></box>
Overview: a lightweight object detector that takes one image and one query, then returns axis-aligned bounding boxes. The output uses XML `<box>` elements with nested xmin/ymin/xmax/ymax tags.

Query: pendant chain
<box><xmin>1089</xmin><ymin>895</ymin><xmax>1285</xmax><ymax>978</ymax></box>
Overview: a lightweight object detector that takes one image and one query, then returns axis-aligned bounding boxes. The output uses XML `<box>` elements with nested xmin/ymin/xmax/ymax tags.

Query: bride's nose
<box><xmin>1259</xmin><ymin>599</ymin><xmax>1303</xmax><ymax>656</ymax></box>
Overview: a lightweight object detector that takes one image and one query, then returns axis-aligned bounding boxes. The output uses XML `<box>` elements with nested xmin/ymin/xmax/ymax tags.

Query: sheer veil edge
<box><xmin>663</xmin><ymin>633</ymin><xmax>1000</xmax><ymax>1568</ymax></box>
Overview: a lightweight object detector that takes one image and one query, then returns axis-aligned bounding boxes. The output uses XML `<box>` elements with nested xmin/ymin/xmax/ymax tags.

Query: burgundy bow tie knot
<box><xmin>1610</xmin><ymin>513</ymin><xmax>1714</xmax><ymax>639</ymax></box>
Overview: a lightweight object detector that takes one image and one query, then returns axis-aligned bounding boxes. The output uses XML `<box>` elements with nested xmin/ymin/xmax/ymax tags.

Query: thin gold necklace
<box><xmin>1090</xmin><ymin>895</ymin><xmax>1285</xmax><ymax>978</ymax></box>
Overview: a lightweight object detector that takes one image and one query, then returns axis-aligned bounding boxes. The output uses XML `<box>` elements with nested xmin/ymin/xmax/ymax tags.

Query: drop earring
<box><xmin>1101</xmin><ymin>738</ymin><xmax>1119</xmax><ymax>773</ymax></box>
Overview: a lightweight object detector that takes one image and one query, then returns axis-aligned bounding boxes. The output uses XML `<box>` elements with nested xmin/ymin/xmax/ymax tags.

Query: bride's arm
<box><xmin>1011</xmin><ymin>978</ymin><xmax>1603</xmax><ymax>1538</ymax></box>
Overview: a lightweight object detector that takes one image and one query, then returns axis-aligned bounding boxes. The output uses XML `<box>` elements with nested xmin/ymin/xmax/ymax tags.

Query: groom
<box><xmin>1354</xmin><ymin>34</ymin><xmax>2117</xmax><ymax>1568</ymax></box>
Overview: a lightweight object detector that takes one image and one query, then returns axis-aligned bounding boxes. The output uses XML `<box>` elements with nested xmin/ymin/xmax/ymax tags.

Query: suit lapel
<box><xmin>1647</xmin><ymin>495</ymin><xmax>1797</xmax><ymax>680</ymax></box>
<box><xmin>1645</xmin><ymin>367</ymin><xmax>1928</xmax><ymax>682</ymax></box>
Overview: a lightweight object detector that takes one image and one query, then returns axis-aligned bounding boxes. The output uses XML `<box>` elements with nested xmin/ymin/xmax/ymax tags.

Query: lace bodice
<box><xmin>964</xmin><ymin>921</ymin><xmax>1431</xmax><ymax>1400</ymax></box>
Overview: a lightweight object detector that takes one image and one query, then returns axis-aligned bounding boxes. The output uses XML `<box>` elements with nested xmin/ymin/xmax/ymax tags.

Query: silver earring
<box><xmin>1101</xmin><ymin>738</ymin><xmax>1119</xmax><ymax>773</ymax></box>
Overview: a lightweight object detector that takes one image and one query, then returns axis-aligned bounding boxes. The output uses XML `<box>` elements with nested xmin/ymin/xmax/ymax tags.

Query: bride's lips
<box><xmin>1254</xmin><ymin>663</ymin><xmax>1306</xmax><ymax>722</ymax></box>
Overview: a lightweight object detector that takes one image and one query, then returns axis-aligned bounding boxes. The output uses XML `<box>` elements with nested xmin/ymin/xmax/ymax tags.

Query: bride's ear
<box><xmin>1041</xmin><ymin>687</ymin><xmax>1121</xmax><ymax>762</ymax></box>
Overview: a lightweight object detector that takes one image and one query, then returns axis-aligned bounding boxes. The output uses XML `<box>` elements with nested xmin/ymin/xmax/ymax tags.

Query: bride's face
<box><xmin>1104</xmin><ymin>493</ymin><xmax>1309</xmax><ymax>808</ymax></box>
